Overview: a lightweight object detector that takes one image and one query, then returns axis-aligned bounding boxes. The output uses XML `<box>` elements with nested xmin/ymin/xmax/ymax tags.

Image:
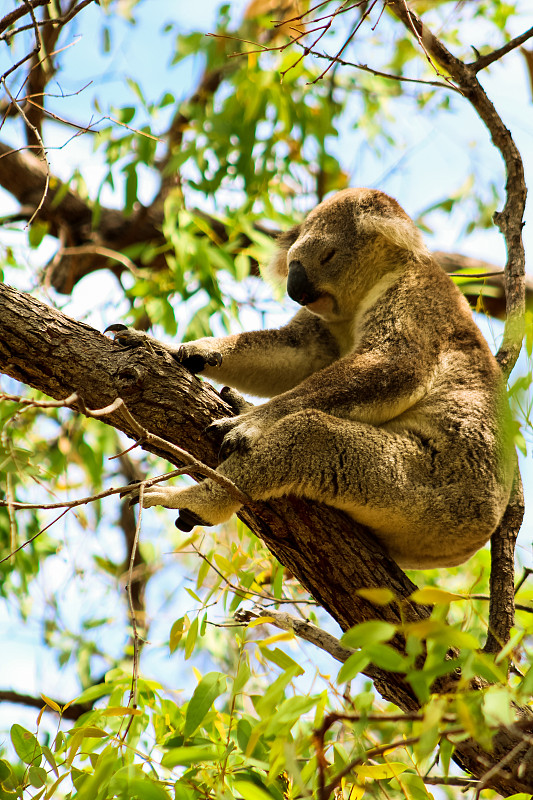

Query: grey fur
<box><xmin>118</xmin><ymin>189</ymin><xmax>515</xmax><ymax>569</ymax></box>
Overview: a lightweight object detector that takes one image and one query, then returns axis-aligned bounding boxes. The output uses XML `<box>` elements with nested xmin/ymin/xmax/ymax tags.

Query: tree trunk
<box><xmin>0</xmin><ymin>282</ymin><xmax>531</xmax><ymax>794</ymax></box>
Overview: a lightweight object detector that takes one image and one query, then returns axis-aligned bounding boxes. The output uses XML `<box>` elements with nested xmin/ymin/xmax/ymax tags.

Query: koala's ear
<box><xmin>264</xmin><ymin>224</ymin><xmax>302</xmax><ymax>282</ymax></box>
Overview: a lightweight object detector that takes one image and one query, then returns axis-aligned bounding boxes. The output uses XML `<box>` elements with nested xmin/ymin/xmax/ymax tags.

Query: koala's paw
<box><xmin>105</xmin><ymin>324</ymin><xmax>151</xmax><ymax>350</ymax></box>
<box><xmin>220</xmin><ymin>386</ymin><xmax>254</xmax><ymax>415</ymax></box>
<box><xmin>217</xmin><ymin>417</ymin><xmax>264</xmax><ymax>461</ymax></box>
<box><xmin>205</xmin><ymin>415</ymin><xmax>240</xmax><ymax>447</ymax></box>
<box><xmin>125</xmin><ymin>480</ymin><xmax>239</xmax><ymax>531</ymax></box>
<box><xmin>174</xmin><ymin>342</ymin><xmax>222</xmax><ymax>374</ymax></box>
<box><xmin>175</xmin><ymin>509</ymin><xmax>209</xmax><ymax>532</ymax></box>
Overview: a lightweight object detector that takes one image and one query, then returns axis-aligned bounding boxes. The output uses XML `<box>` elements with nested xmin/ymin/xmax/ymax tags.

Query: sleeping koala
<box><xmin>108</xmin><ymin>188</ymin><xmax>515</xmax><ymax>569</ymax></box>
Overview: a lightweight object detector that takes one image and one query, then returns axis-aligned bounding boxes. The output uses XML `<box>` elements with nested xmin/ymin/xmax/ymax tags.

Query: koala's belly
<box><xmin>337</xmin><ymin>497</ymin><xmax>502</xmax><ymax>570</ymax></box>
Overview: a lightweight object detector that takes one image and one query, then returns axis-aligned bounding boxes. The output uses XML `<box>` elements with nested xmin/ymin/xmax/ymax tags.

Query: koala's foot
<box><xmin>126</xmin><ymin>481</ymin><xmax>241</xmax><ymax>530</ymax></box>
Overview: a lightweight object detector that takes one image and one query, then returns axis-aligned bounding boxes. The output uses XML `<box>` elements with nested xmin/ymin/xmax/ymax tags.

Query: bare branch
<box><xmin>471</xmin><ymin>26</ymin><xmax>533</xmax><ymax>73</ymax></box>
<box><xmin>235</xmin><ymin>607</ymin><xmax>355</xmax><ymax>663</ymax></box>
<box><xmin>0</xmin><ymin>689</ymin><xmax>93</xmax><ymax>721</ymax></box>
<box><xmin>0</xmin><ymin>0</ymin><xmax>49</xmax><ymax>37</ymax></box>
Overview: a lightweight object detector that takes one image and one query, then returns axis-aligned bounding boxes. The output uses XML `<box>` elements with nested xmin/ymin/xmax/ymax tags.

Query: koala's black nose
<box><xmin>287</xmin><ymin>260</ymin><xmax>321</xmax><ymax>306</ymax></box>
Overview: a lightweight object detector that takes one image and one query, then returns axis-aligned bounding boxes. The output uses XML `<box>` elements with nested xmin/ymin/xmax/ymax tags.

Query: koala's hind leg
<box><xmin>141</xmin><ymin>409</ymin><xmax>500</xmax><ymax>566</ymax></box>
<box><xmin>218</xmin><ymin>409</ymin><xmax>500</xmax><ymax>568</ymax></box>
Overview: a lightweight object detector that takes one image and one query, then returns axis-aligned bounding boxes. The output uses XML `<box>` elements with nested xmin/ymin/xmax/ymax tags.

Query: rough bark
<box><xmin>0</xmin><ymin>282</ymin><xmax>532</xmax><ymax>794</ymax></box>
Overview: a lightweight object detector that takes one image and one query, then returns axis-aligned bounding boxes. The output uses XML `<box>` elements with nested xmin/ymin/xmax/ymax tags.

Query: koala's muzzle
<box><xmin>287</xmin><ymin>260</ymin><xmax>321</xmax><ymax>306</ymax></box>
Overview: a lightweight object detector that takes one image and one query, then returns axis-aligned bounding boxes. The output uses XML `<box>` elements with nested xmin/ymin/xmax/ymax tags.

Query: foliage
<box><xmin>0</xmin><ymin>1</ymin><xmax>531</xmax><ymax>798</ymax></box>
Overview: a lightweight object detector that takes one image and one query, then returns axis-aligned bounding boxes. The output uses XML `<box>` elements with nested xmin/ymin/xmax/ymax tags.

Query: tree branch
<box><xmin>234</xmin><ymin>607</ymin><xmax>355</xmax><ymax>663</ymax></box>
<box><xmin>0</xmin><ymin>283</ymin><xmax>532</xmax><ymax>794</ymax></box>
<box><xmin>0</xmin><ymin>689</ymin><xmax>92</xmax><ymax>721</ymax></box>
<box><xmin>471</xmin><ymin>25</ymin><xmax>533</xmax><ymax>73</ymax></box>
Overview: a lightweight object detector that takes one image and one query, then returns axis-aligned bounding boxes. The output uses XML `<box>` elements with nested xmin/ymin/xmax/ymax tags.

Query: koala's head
<box><xmin>268</xmin><ymin>188</ymin><xmax>427</xmax><ymax>321</ymax></box>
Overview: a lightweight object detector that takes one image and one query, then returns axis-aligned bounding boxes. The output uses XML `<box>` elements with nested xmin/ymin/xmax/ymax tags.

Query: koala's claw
<box><xmin>219</xmin><ymin>429</ymin><xmax>252</xmax><ymax>461</ymax></box>
<box><xmin>175</xmin><ymin>345</ymin><xmax>222</xmax><ymax>374</ymax></box>
<box><xmin>175</xmin><ymin>509</ymin><xmax>210</xmax><ymax>532</ymax></box>
<box><xmin>205</xmin><ymin>416</ymin><xmax>240</xmax><ymax>448</ymax></box>
<box><xmin>104</xmin><ymin>324</ymin><xmax>156</xmax><ymax>353</ymax></box>
<box><xmin>120</xmin><ymin>480</ymin><xmax>141</xmax><ymax>503</ymax></box>
<box><xmin>220</xmin><ymin>386</ymin><xmax>253</xmax><ymax>414</ymax></box>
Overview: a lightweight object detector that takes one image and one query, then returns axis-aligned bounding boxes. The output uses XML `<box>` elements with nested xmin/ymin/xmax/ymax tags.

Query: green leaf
<box><xmin>259</xmin><ymin>647</ymin><xmax>304</xmax><ymax>675</ymax></box>
<box><xmin>234</xmin><ymin>780</ymin><xmax>276</xmax><ymax>800</ymax></box>
<box><xmin>364</xmin><ymin>643</ymin><xmax>409</xmax><ymax>671</ymax></box>
<box><xmin>28</xmin><ymin>766</ymin><xmax>47</xmax><ymax>788</ymax></box>
<box><xmin>183</xmin><ymin>672</ymin><xmax>227</xmax><ymax>739</ymax></box>
<box><xmin>184</xmin><ymin>615</ymin><xmax>198</xmax><ymax>660</ymax></box>
<box><xmin>161</xmin><ymin>745</ymin><xmax>225</xmax><ymax>768</ymax></box>
<box><xmin>519</xmin><ymin>664</ymin><xmax>533</xmax><ymax>698</ymax></box>
<box><xmin>341</xmin><ymin>620</ymin><xmax>396</xmax><ymax>649</ymax></box>
<box><xmin>356</xmin><ymin>587</ymin><xmax>395</xmax><ymax>605</ymax></box>
<box><xmin>395</xmin><ymin>772</ymin><xmax>434</xmax><ymax>800</ymax></box>
<box><xmin>265</xmin><ymin>695</ymin><xmax>318</xmax><ymax>734</ymax></box>
<box><xmin>356</xmin><ymin>763</ymin><xmax>408</xmax><ymax>779</ymax></box>
<box><xmin>0</xmin><ymin>760</ymin><xmax>12</xmax><ymax>782</ymax></box>
<box><xmin>483</xmin><ymin>686</ymin><xmax>514</xmax><ymax>727</ymax></box>
<box><xmin>337</xmin><ymin>651</ymin><xmax>371</xmax><ymax>684</ymax></box>
<box><xmin>10</xmin><ymin>725</ymin><xmax>42</xmax><ymax>766</ymax></box>
<box><xmin>169</xmin><ymin>617</ymin><xmax>184</xmax><ymax>653</ymax></box>
<box><xmin>126</xmin><ymin>778</ymin><xmax>171</xmax><ymax>799</ymax></box>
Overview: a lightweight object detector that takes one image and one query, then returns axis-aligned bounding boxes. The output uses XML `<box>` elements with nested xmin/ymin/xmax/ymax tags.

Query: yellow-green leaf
<box><xmin>410</xmin><ymin>588</ymin><xmax>463</xmax><ymax>604</ymax></box>
<box><xmin>100</xmin><ymin>706</ymin><xmax>142</xmax><ymax>716</ymax></box>
<box><xmin>356</xmin><ymin>763</ymin><xmax>409</xmax><ymax>780</ymax></box>
<box><xmin>40</xmin><ymin>694</ymin><xmax>61</xmax><ymax>713</ymax></box>
<box><xmin>356</xmin><ymin>587</ymin><xmax>395</xmax><ymax>605</ymax></box>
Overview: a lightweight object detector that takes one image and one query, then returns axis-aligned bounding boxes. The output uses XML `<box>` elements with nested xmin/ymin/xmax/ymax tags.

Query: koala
<box><xmin>108</xmin><ymin>188</ymin><xmax>515</xmax><ymax>569</ymax></box>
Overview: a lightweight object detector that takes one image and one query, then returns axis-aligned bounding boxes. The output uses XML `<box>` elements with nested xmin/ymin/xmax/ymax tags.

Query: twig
<box><xmin>474</xmin><ymin>738</ymin><xmax>530</xmax><ymax>799</ymax></box>
<box><xmin>235</xmin><ymin>607</ymin><xmax>354</xmax><ymax>663</ymax></box>
<box><xmin>120</xmin><ymin>483</ymin><xmax>144</xmax><ymax>742</ymax></box>
<box><xmin>0</xmin><ymin>507</ymin><xmax>70</xmax><ymax>564</ymax></box>
<box><xmin>192</xmin><ymin>546</ymin><xmax>299</xmax><ymax>605</ymax></box>
<box><xmin>471</xmin><ymin>26</ymin><xmax>533</xmax><ymax>73</ymax></box>
<box><xmin>319</xmin><ymin>734</ymin><xmax>423</xmax><ymax>799</ymax></box>
<box><xmin>1</xmin><ymin>79</ymin><xmax>49</xmax><ymax>226</ymax></box>
<box><xmin>0</xmin><ymin>0</ymin><xmax>49</xmax><ymax>37</ymax></box>
<box><xmin>292</xmin><ymin>43</ymin><xmax>460</xmax><ymax>91</ymax></box>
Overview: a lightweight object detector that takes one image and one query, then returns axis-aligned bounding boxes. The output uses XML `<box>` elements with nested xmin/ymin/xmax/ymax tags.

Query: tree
<box><xmin>0</xmin><ymin>2</ymin><xmax>532</xmax><ymax>799</ymax></box>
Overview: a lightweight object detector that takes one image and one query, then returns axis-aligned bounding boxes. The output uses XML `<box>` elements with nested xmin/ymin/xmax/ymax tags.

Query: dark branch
<box><xmin>471</xmin><ymin>25</ymin><xmax>533</xmax><ymax>73</ymax></box>
<box><xmin>0</xmin><ymin>689</ymin><xmax>92</xmax><ymax>721</ymax></box>
<box><xmin>0</xmin><ymin>0</ymin><xmax>50</xmax><ymax>37</ymax></box>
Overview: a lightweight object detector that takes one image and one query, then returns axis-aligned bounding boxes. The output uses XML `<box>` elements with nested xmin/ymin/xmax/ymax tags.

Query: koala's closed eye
<box><xmin>320</xmin><ymin>249</ymin><xmax>336</xmax><ymax>265</ymax></box>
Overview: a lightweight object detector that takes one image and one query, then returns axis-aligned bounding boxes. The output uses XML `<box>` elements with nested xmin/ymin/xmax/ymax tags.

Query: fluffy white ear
<box><xmin>262</xmin><ymin>224</ymin><xmax>301</xmax><ymax>285</ymax></box>
<box><xmin>364</xmin><ymin>214</ymin><xmax>429</xmax><ymax>260</ymax></box>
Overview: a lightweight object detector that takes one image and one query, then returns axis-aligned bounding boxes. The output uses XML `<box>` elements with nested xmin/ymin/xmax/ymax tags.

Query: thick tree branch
<box><xmin>0</xmin><ymin>283</ymin><xmax>532</xmax><ymax>794</ymax></box>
